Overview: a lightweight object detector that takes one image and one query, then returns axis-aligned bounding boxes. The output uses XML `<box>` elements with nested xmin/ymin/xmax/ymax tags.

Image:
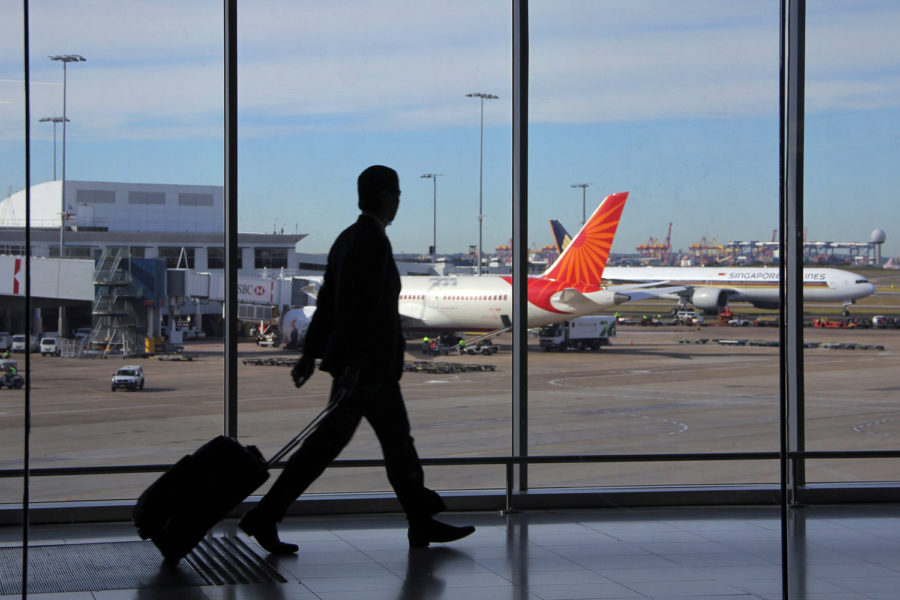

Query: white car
<box><xmin>11</xmin><ymin>334</ymin><xmax>39</xmax><ymax>353</ymax></box>
<box><xmin>40</xmin><ymin>338</ymin><xmax>60</xmax><ymax>356</ymax></box>
<box><xmin>111</xmin><ymin>365</ymin><xmax>145</xmax><ymax>391</ymax></box>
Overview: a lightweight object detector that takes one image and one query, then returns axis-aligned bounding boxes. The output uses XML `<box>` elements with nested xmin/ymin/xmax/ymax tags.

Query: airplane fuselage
<box><xmin>601</xmin><ymin>266</ymin><xmax>875</xmax><ymax>309</ymax></box>
<box><xmin>398</xmin><ymin>275</ymin><xmax>621</xmax><ymax>332</ymax></box>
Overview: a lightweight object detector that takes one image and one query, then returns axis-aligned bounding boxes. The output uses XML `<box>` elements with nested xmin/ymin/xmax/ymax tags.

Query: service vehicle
<box><xmin>40</xmin><ymin>337</ymin><xmax>61</xmax><ymax>356</ymax></box>
<box><xmin>462</xmin><ymin>340</ymin><xmax>499</xmax><ymax>355</ymax></box>
<box><xmin>0</xmin><ymin>332</ymin><xmax>10</xmax><ymax>351</ymax></box>
<box><xmin>256</xmin><ymin>324</ymin><xmax>279</xmax><ymax>347</ymax></box>
<box><xmin>539</xmin><ymin>315</ymin><xmax>617</xmax><ymax>351</ymax></box>
<box><xmin>111</xmin><ymin>365</ymin><xmax>145</xmax><ymax>391</ymax></box>
<box><xmin>676</xmin><ymin>310</ymin><xmax>704</xmax><ymax>325</ymax></box>
<box><xmin>873</xmin><ymin>315</ymin><xmax>900</xmax><ymax>328</ymax></box>
<box><xmin>727</xmin><ymin>317</ymin><xmax>751</xmax><ymax>327</ymax></box>
<box><xmin>10</xmin><ymin>334</ymin><xmax>39</xmax><ymax>353</ymax></box>
<box><xmin>0</xmin><ymin>358</ymin><xmax>24</xmax><ymax>389</ymax></box>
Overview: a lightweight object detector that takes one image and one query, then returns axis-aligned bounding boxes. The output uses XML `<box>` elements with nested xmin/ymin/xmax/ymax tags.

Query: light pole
<box><xmin>571</xmin><ymin>183</ymin><xmax>591</xmax><ymax>226</ymax></box>
<box><xmin>420</xmin><ymin>174</ymin><xmax>442</xmax><ymax>265</ymax></box>
<box><xmin>467</xmin><ymin>92</ymin><xmax>498</xmax><ymax>275</ymax></box>
<box><xmin>49</xmin><ymin>54</ymin><xmax>86</xmax><ymax>257</ymax></box>
<box><xmin>38</xmin><ymin>116</ymin><xmax>69</xmax><ymax>181</ymax></box>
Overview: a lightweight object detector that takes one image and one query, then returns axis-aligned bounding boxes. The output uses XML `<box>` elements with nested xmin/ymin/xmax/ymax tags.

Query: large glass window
<box><xmin>158</xmin><ymin>246</ymin><xmax>196</xmax><ymax>269</ymax></box>
<box><xmin>0</xmin><ymin>0</ymin><xmax>26</xmax><ymax>506</ymax></box>
<box><xmin>253</xmin><ymin>247</ymin><xmax>287</xmax><ymax>269</ymax></box>
<box><xmin>2</xmin><ymin>0</ymin><xmax>897</xmax><ymax>513</ymax></box>
<box><xmin>237</xmin><ymin>0</ymin><xmax>513</xmax><ymax>496</ymax></box>
<box><xmin>207</xmin><ymin>246</ymin><xmax>242</xmax><ymax>269</ymax></box>
<box><xmin>527</xmin><ymin>1</ymin><xmax>782</xmax><ymax>488</ymax></box>
<box><xmin>803</xmin><ymin>2</ymin><xmax>900</xmax><ymax>484</ymax></box>
<box><xmin>0</xmin><ymin>1</ymin><xmax>225</xmax><ymax>504</ymax></box>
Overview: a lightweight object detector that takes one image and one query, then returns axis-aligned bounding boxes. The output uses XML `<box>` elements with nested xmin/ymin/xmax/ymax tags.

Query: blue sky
<box><xmin>1</xmin><ymin>0</ymin><xmax>898</xmax><ymax>257</ymax></box>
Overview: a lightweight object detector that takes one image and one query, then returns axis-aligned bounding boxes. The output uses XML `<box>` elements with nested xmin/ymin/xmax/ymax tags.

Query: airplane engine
<box><xmin>280</xmin><ymin>306</ymin><xmax>316</xmax><ymax>347</ymax></box>
<box><xmin>581</xmin><ymin>290</ymin><xmax>631</xmax><ymax>308</ymax></box>
<box><xmin>691</xmin><ymin>288</ymin><xmax>728</xmax><ymax>314</ymax></box>
<box><xmin>749</xmin><ymin>299</ymin><xmax>779</xmax><ymax>310</ymax></box>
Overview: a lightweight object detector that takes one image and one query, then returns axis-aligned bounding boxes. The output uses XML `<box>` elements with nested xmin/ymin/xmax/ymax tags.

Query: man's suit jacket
<box><xmin>303</xmin><ymin>214</ymin><xmax>406</xmax><ymax>382</ymax></box>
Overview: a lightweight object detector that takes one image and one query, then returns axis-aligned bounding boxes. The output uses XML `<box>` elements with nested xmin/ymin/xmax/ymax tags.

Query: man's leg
<box><xmin>365</xmin><ymin>381</ymin><xmax>474</xmax><ymax>547</ymax></box>
<box><xmin>241</xmin><ymin>381</ymin><xmax>364</xmax><ymax>552</ymax></box>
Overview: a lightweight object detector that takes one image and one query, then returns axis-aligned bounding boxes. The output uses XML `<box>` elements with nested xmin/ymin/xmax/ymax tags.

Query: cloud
<box><xmin>0</xmin><ymin>0</ymin><xmax>898</xmax><ymax>143</ymax></box>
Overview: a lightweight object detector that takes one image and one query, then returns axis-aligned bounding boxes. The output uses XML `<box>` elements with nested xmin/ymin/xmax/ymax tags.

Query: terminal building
<box><xmin>0</xmin><ymin>180</ymin><xmax>307</xmax><ymax>340</ymax></box>
<box><xmin>0</xmin><ymin>180</ymin><xmax>441</xmax><ymax>344</ymax></box>
<box><xmin>0</xmin><ymin>180</ymin><xmax>306</xmax><ymax>271</ymax></box>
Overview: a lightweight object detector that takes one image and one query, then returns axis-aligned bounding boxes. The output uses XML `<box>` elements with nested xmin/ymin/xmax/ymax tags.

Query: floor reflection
<box><xmin>3</xmin><ymin>505</ymin><xmax>900</xmax><ymax>599</ymax></box>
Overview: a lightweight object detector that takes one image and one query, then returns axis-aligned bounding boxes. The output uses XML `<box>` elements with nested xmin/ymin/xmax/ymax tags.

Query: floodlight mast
<box><xmin>49</xmin><ymin>54</ymin><xmax>85</xmax><ymax>256</ymax></box>
<box><xmin>571</xmin><ymin>183</ymin><xmax>591</xmax><ymax>226</ymax></box>
<box><xmin>466</xmin><ymin>92</ymin><xmax>498</xmax><ymax>275</ymax></box>
<box><xmin>420</xmin><ymin>173</ymin><xmax>443</xmax><ymax>265</ymax></box>
<box><xmin>38</xmin><ymin>116</ymin><xmax>68</xmax><ymax>181</ymax></box>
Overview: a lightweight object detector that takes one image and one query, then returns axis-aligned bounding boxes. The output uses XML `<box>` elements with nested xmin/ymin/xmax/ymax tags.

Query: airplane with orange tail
<box><xmin>396</xmin><ymin>191</ymin><xmax>683</xmax><ymax>334</ymax></box>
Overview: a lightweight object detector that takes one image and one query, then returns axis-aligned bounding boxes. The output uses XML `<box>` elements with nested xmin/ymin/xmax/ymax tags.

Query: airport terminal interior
<box><xmin>3</xmin><ymin>3</ymin><xmax>900</xmax><ymax>600</ymax></box>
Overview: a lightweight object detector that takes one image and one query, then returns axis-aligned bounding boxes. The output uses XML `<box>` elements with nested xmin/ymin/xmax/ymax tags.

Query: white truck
<box><xmin>539</xmin><ymin>315</ymin><xmax>617</xmax><ymax>351</ymax></box>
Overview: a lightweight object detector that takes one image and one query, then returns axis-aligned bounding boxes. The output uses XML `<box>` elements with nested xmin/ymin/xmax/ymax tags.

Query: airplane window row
<box><xmin>399</xmin><ymin>294</ymin><xmax>426</xmax><ymax>300</ymax></box>
<box><xmin>441</xmin><ymin>295</ymin><xmax>508</xmax><ymax>301</ymax></box>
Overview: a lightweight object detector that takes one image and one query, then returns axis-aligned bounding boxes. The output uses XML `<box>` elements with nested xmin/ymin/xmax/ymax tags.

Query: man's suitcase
<box><xmin>133</xmin><ymin>403</ymin><xmax>333</xmax><ymax>564</ymax></box>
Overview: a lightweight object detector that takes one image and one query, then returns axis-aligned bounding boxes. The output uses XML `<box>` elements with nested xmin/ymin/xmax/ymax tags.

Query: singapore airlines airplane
<box><xmin>396</xmin><ymin>192</ymin><xmax>681</xmax><ymax>334</ymax></box>
<box><xmin>550</xmin><ymin>220</ymin><xmax>876</xmax><ymax>314</ymax></box>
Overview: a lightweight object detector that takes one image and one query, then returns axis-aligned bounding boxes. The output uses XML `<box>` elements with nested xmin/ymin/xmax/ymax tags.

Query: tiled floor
<box><xmin>2</xmin><ymin>504</ymin><xmax>900</xmax><ymax>599</ymax></box>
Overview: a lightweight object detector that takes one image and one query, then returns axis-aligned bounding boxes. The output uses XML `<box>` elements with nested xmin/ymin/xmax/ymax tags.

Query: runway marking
<box><xmin>853</xmin><ymin>418</ymin><xmax>891</xmax><ymax>436</ymax></box>
<box><xmin>591</xmin><ymin>411</ymin><xmax>690</xmax><ymax>436</ymax></box>
<box><xmin>0</xmin><ymin>403</ymin><xmax>181</xmax><ymax>419</ymax></box>
<box><xmin>663</xmin><ymin>418</ymin><xmax>689</xmax><ymax>434</ymax></box>
<box><xmin>548</xmin><ymin>363</ymin><xmax>767</xmax><ymax>387</ymax></box>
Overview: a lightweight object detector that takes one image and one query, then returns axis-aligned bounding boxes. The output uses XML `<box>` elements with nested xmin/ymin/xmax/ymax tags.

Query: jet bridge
<box><xmin>166</xmin><ymin>269</ymin><xmax>315</xmax><ymax>342</ymax></box>
<box><xmin>170</xmin><ymin>269</ymin><xmax>313</xmax><ymax>315</ymax></box>
<box><xmin>0</xmin><ymin>254</ymin><xmax>316</xmax><ymax>354</ymax></box>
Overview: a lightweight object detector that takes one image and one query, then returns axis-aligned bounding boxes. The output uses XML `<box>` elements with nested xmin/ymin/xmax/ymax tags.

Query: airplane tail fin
<box><xmin>541</xmin><ymin>191</ymin><xmax>628</xmax><ymax>284</ymax></box>
<box><xmin>549</xmin><ymin>219</ymin><xmax>572</xmax><ymax>253</ymax></box>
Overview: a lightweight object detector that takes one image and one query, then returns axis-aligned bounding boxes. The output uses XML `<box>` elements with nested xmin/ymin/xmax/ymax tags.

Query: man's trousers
<box><xmin>255</xmin><ymin>378</ymin><xmax>445</xmax><ymax>522</ymax></box>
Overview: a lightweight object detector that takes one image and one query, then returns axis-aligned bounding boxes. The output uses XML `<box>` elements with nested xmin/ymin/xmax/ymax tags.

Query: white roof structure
<box><xmin>0</xmin><ymin>180</ymin><xmax>224</xmax><ymax>233</ymax></box>
<box><xmin>0</xmin><ymin>181</ymin><xmax>63</xmax><ymax>228</ymax></box>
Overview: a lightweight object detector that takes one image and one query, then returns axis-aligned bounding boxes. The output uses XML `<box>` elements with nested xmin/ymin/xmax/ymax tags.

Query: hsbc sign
<box><xmin>237</xmin><ymin>278</ymin><xmax>275</xmax><ymax>303</ymax></box>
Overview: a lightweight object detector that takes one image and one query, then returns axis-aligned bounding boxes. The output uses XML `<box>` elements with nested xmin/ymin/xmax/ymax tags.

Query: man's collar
<box><xmin>360</xmin><ymin>211</ymin><xmax>388</xmax><ymax>230</ymax></box>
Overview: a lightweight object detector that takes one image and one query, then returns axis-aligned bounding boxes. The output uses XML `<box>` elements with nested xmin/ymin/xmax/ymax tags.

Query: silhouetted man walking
<box><xmin>240</xmin><ymin>165</ymin><xmax>475</xmax><ymax>554</ymax></box>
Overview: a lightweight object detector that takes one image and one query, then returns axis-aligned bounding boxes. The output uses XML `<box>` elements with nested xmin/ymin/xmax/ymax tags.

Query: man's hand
<box><xmin>291</xmin><ymin>355</ymin><xmax>316</xmax><ymax>388</ymax></box>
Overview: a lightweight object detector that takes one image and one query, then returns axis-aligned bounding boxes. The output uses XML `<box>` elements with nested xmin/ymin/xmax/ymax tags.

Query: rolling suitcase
<box><xmin>133</xmin><ymin>402</ymin><xmax>333</xmax><ymax>564</ymax></box>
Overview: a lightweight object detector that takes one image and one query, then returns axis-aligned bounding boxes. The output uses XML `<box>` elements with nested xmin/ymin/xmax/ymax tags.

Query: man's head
<box><xmin>358</xmin><ymin>165</ymin><xmax>401</xmax><ymax>225</ymax></box>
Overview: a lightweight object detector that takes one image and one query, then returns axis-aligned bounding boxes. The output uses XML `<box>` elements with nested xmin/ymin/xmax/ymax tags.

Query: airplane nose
<box><xmin>853</xmin><ymin>281</ymin><xmax>876</xmax><ymax>298</ymax></box>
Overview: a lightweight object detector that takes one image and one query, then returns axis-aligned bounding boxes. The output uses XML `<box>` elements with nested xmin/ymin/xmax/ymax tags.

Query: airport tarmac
<box><xmin>1</xmin><ymin>323</ymin><xmax>898</xmax><ymax>504</ymax></box>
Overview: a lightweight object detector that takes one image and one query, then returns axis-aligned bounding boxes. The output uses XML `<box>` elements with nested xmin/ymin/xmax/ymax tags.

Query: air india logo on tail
<box><xmin>541</xmin><ymin>192</ymin><xmax>628</xmax><ymax>285</ymax></box>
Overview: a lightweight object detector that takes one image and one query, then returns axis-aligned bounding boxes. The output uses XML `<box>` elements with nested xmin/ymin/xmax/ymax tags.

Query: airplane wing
<box><xmin>605</xmin><ymin>284</ymin><xmax>688</xmax><ymax>302</ymax></box>
<box><xmin>399</xmin><ymin>313</ymin><xmax>429</xmax><ymax>331</ymax></box>
<box><xmin>398</xmin><ymin>304</ymin><xmax>450</xmax><ymax>331</ymax></box>
<box><xmin>550</xmin><ymin>288</ymin><xmax>608</xmax><ymax>313</ymax></box>
<box><xmin>551</xmin><ymin>284</ymin><xmax>688</xmax><ymax>312</ymax></box>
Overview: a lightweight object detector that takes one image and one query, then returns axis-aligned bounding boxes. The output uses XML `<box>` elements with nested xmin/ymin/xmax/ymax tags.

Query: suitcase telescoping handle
<box><xmin>265</xmin><ymin>390</ymin><xmax>344</xmax><ymax>468</ymax></box>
